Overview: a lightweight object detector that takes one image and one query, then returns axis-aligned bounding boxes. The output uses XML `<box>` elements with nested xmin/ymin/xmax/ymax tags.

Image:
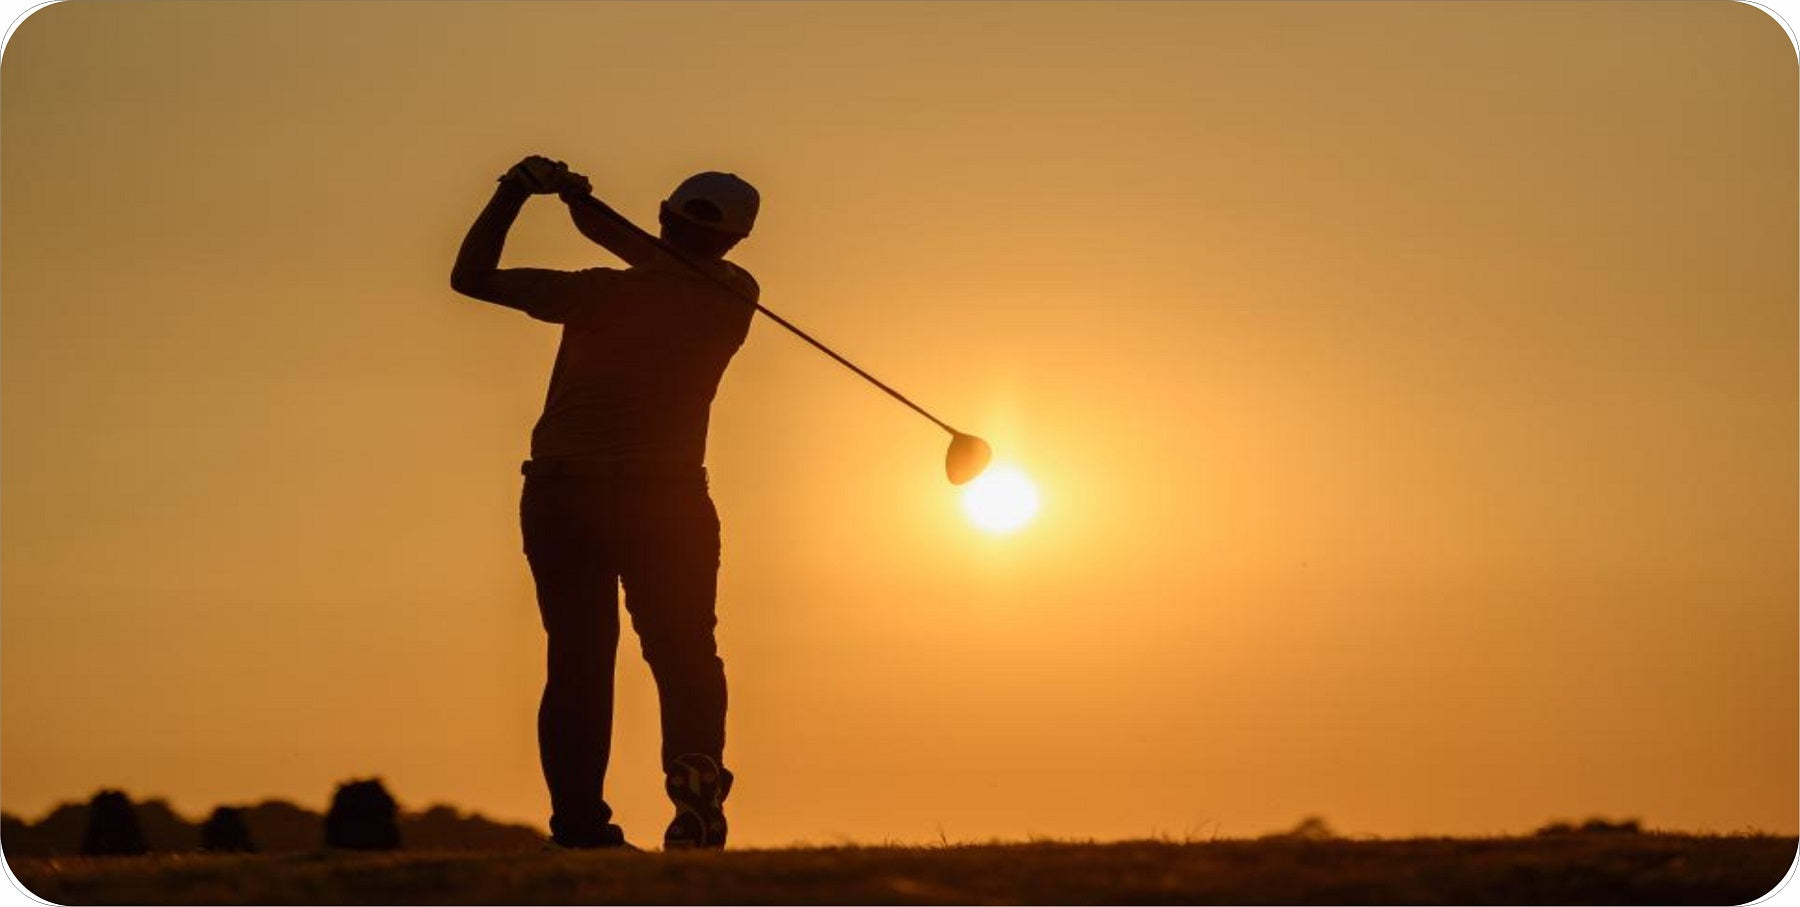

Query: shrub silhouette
<box><xmin>6</xmin><ymin>795</ymin><xmax>540</xmax><ymax>855</ymax></box>
<box><xmin>1536</xmin><ymin>816</ymin><xmax>1642</xmax><ymax>836</ymax></box>
<box><xmin>79</xmin><ymin>790</ymin><xmax>147</xmax><ymax>856</ymax></box>
<box><xmin>323</xmin><ymin>778</ymin><xmax>401</xmax><ymax>850</ymax></box>
<box><xmin>1260</xmin><ymin>815</ymin><xmax>1337</xmax><ymax>841</ymax></box>
<box><xmin>200</xmin><ymin>806</ymin><xmax>257</xmax><ymax>853</ymax></box>
<box><xmin>1</xmin><ymin>814</ymin><xmax>28</xmax><ymax>849</ymax></box>
<box><xmin>402</xmin><ymin>803</ymin><xmax>546</xmax><ymax>851</ymax></box>
<box><xmin>134</xmin><ymin>798</ymin><xmax>200</xmax><ymax>851</ymax></box>
<box><xmin>238</xmin><ymin>799</ymin><xmax>324</xmax><ymax>853</ymax></box>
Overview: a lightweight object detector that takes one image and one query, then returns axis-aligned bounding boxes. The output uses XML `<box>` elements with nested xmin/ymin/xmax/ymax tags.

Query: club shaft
<box><xmin>571</xmin><ymin>193</ymin><xmax>958</xmax><ymax>436</ymax></box>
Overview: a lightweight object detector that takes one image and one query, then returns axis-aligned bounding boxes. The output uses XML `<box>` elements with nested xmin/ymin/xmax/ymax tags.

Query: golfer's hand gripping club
<box><xmin>502</xmin><ymin>155</ymin><xmax>591</xmax><ymax>197</ymax></box>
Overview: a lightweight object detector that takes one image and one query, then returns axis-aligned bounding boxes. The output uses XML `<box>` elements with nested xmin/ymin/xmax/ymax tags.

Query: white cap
<box><xmin>666</xmin><ymin>172</ymin><xmax>760</xmax><ymax>237</ymax></box>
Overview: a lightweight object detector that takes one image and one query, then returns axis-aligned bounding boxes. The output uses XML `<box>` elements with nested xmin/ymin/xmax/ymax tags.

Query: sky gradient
<box><xmin>2</xmin><ymin>1</ymin><xmax>1794</xmax><ymax>847</ymax></box>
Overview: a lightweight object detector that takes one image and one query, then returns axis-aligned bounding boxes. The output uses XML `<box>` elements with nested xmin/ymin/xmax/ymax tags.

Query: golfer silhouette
<box><xmin>451</xmin><ymin>155</ymin><xmax>758</xmax><ymax>850</ymax></box>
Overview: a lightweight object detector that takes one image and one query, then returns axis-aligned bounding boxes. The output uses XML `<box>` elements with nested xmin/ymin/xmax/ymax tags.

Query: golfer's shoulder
<box><xmin>663</xmin><ymin>257</ymin><xmax>758</xmax><ymax>302</ymax></box>
<box><xmin>623</xmin><ymin>258</ymin><xmax>757</xmax><ymax>311</ymax></box>
<box><xmin>716</xmin><ymin>260</ymin><xmax>759</xmax><ymax>301</ymax></box>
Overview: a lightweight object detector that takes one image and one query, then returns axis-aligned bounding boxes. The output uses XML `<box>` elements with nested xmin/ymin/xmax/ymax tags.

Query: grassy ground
<box><xmin>9</xmin><ymin>834</ymin><xmax>1795</xmax><ymax>905</ymax></box>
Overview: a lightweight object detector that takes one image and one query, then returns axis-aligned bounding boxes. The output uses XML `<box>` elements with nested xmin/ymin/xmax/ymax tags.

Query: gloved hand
<box><xmin>501</xmin><ymin>155</ymin><xmax>590</xmax><ymax>197</ymax></box>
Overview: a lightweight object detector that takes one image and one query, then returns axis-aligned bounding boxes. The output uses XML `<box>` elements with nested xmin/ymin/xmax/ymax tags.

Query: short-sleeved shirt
<box><xmin>503</xmin><ymin>257</ymin><xmax>756</xmax><ymax>466</ymax></box>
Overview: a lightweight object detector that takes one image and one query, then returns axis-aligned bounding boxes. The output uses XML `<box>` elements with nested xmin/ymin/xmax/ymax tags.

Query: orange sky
<box><xmin>2</xmin><ymin>1</ymin><xmax>1794</xmax><ymax>847</ymax></box>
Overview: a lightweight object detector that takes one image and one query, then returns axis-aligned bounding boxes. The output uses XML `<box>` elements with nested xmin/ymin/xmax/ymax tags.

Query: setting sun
<box><xmin>960</xmin><ymin>464</ymin><xmax>1041</xmax><ymax>534</ymax></box>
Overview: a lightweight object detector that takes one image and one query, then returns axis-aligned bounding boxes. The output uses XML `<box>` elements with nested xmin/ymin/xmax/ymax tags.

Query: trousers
<box><xmin>520</xmin><ymin>468</ymin><xmax>726</xmax><ymax>841</ymax></box>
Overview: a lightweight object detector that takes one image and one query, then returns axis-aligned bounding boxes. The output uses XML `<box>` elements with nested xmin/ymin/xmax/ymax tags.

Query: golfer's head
<box><xmin>660</xmin><ymin>171</ymin><xmax>758</xmax><ymax>258</ymax></box>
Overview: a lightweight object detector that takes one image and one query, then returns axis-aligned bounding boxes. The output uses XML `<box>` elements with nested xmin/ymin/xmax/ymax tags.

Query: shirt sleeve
<box><xmin>484</xmin><ymin>267</ymin><xmax>629</xmax><ymax>325</ymax></box>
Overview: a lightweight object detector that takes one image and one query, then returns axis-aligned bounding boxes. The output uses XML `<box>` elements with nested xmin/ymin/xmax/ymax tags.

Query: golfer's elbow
<box><xmin>450</xmin><ymin>267</ymin><xmax>498</xmax><ymax>302</ymax></box>
<box><xmin>451</xmin><ymin>234</ymin><xmax>508</xmax><ymax>301</ymax></box>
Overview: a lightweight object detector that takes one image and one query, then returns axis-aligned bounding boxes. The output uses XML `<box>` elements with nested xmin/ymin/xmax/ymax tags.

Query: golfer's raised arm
<box><xmin>449</xmin><ymin>177</ymin><xmax>532</xmax><ymax>304</ymax></box>
<box><xmin>451</xmin><ymin>156</ymin><xmax>603</xmax><ymax>324</ymax></box>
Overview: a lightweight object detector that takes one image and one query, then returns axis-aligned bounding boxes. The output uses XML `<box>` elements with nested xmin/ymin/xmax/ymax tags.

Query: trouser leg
<box><xmin>619</xmin><ymin>485</ymin><xmax>727</xmax><ymax>771</ymax></box>
<box><xmin>537</xmin><ymin>601</ymin><xmax>620</xmax><ymax>843</ymax></box>
<box><xmin>522</xmin><ymin>476</ymin><xmax>621</xmax><ymax>845</ymax></box>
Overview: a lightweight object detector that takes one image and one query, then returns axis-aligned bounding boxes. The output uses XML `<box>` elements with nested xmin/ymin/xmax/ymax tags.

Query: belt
<box><xmin>521</xmin><ymin>459</ymin><xmax>707</xmax><ymax>481</ymax></box>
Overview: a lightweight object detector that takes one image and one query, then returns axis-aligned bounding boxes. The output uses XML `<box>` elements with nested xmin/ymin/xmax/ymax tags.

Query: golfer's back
<box><xmin>530</xmin><ymin>258</ymin><xmax>756</xmax><ymax>467</ymax></box>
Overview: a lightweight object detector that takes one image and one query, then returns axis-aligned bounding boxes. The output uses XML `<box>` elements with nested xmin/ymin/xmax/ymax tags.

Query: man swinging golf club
<box><xmin>451</xmin><ymin>155</ymin><xmax>758</xmax><ymax>850</ymax></box>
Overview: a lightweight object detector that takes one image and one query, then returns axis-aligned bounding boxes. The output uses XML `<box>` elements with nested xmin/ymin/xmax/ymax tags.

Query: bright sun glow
<box><xmin>960</xmin><ymin>465</ymin><xmax>1041</xmax><ymax>534</ymax></box>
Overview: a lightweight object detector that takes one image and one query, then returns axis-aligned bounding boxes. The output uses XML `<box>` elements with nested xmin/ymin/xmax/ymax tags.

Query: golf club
<box><xmin>567</xmin><ymin>191</ymin><xmax>993</xmax><ymax>486</ymax></box>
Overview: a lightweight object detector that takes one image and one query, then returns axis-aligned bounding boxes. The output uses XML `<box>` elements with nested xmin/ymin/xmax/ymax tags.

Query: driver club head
<box><xmin>946</xmin><ymin>432</ymin><xmax>992</xmax><ymax>486</ymax></box>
